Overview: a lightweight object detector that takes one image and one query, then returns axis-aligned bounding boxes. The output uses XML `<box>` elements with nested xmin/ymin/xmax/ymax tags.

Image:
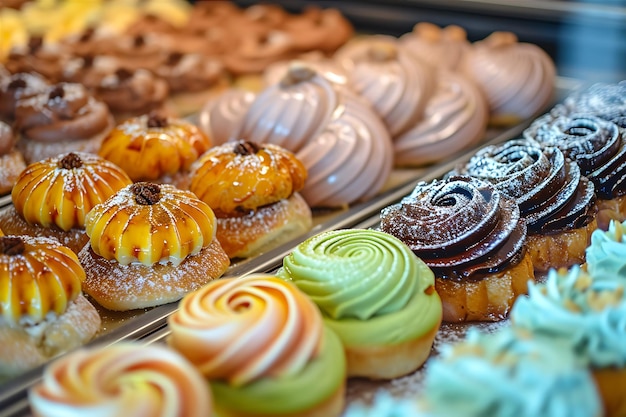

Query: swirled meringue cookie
<box><xmin>263</xmin><ymin>52</ymin><xmax>352</xmax><ymax>88</ymax></box>
<box><xmin>198</xmin><ymin>88</ymin><xmax>257</xmax><ymax>146</ymax></box>
<box><xmin>558</xmin><ymin>80</ymin><xmax>626</xmax><ymax>128</ymax></box>
<box><xmin>168</xmin><ymin>274</ymin><xmax>346</xmax><ymax>417</ymax></box>
<box><xmin>79</xmin><ymin>182</ymin><xmax>230</xmax><ymax>311</ymax></box>
<box><xmin>14</xmin><ymin>82</ymin><xmax>115</xmax><ymax>163</ymax></box>
<box><xmin>381</xmin><ymin>175</ymin><xmax>534</xmax><ymax>322</ymax></box>
<box><xmin>0</xmin><ymin>120</ymin><xmax>25</xmax><ymax>195</ymax></box>
<box><xmin>0</xmin><ymin>71</ymin><xmax>48</xmax><ymax>121</ymax></box>
<box><xmin>421</xmin><ymin>327</ymin><xmax>602</xmax><ymax>417</ymax></box>
<box><xmin>203</xmin><ymin>63</ymin><xmax>394</xmax><ymax>208</ymax></box>
<box><xmin>452</xmin><ymin>138</ymin><xmax>597</xmax><ymax>271</ymax></box>
<box><xmin>511</xmin><ymin>266</ymin><xmax>626</xmax><ymax>416</ymax></box>
<box><xmin>586</xmin><ymin>219</ymin><xmax>626</xmax><ymax>282</ymax></box>
<box><xmin>399</xmin><ymin>22</ymin><xmax>471</xmax><ymax>71</ymax></box>
<box><xmin>459</xmin><ymin>31</ymin><xmax>556</xmax><ymax>126</ymax></box>
<box><xmin>29</xmin><ymin>343</ymin><xmax>212</xmax><ymax>417</ymax></box>
<box><xmin>524</xmin><ymin>114</ymin><xmax>626</xmax><ymax>228</ymax></box>
<box><xmin>0</xmin><ymin>235</ymin><xmax>100</xmax><ymax>378</ymax></box>
<box><xmin>334</xmin><ymin>35</ymin><xmax>435</xmax><ymax>136</ymax></box>
<box><xmin>0</xmin><ymin>152</ymin><xmax>132</xmax><ymax>253</ymax></box>
<box><xmin>278</xmin><ymin>229</ymin><xmax>442</xmax><ymax>379</ymax></box>
<box><xmin>394</xmin><ymin>70</ymin><xmax>487</xmax><ymax>167</ymax></box>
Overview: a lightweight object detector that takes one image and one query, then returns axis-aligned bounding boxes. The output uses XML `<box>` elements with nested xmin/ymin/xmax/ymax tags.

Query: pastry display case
<box><xmin>0</xmin><ymin>0</ymin><xmax>624</xmax><ymax>415</ymax></box>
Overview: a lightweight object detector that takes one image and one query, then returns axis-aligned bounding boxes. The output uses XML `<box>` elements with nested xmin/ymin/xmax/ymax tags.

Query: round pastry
<box><xmin>283</xmin><ymin>6</ymin><xmax>354</xmax><ymax>54</ymax></box>
<box><xmin>380</xmin><ymin>175</ymin><xmax>534</xmax><ymax>322</ymax></box>
<box><xmin>198</xmin><ymin>88</ymin><xmax>257</xmax><ymax>147</ymax></box>
<box><xmin>278</xmin><ymin>229</ymin><xmax>442</xmax><ymax>379</ymax></box>
<box><xmin>5</xmin><ymin>36</ymin><xmax>71</xmax><ymax>83</ymax></box>
<box><xmin>451</xmin><ymin>138</ymin><xmax>598</xmax><ymax>272</ymax></box>
<box><xmin>0</xmin><ymin>120</ymin><xmax>26</xmax><ymax>195</ymax></box>
<box><xmin>334</xmin><ymin>36</ymin><xmax>435</xmax><ymax>137</ymax></box>
<box><xmin>510</xmin><ymin>266</ymin><xmax>626</xmax><ymax>417</ymax></box>
<box><xmin>399</xmin><ymin>22</ymin><xmax>471</xmax><ymax>72</ymax></box>
<box><xmin>105</xmin><ymin>33</ymin><xmax>167</xmax><ymax>72</ymax></box>
<box><xmin>219</xmin><ymin>63</ymin><xmax>394</xmax><ymax>208</ymax></box>
<box><xmin>167</xmin><ymin>274</ymin><xmax>346</xmax><ymax>417</ymax></box>
<box><xmin>222</xmin><ymin>29</ymin><xmax>297</xmax><ymax>76</ymax></box>
<box><xmin>459</xmin><ymin>31</ymin><xmax>556</xmax><ymax>126</ymax></box>
<box><xmin>92</xmin><ymin>68</ymin><xmax>171</xmax><ymax>122</ymax></box>
<box><xmin>99</xmin><ymin>111</ymin><xmax>211</xmax><ymax>187</ymax></box>
<box><xmin>420</xmin><ymin>327</ymin><xmax>603</xmax><ymax>417</ymax></box>
<box><xmin>189</xmin><ymin>140</ymin><xmax>312</xmax><ymax>259</ymax></box>
<box><xmin>558</xmin><ymin>80</ymin><xmax>626</xmax><ymax>128</ymax></box>
<box><xmin>263</xmin><ymin>52</ymin><xmax>352</xmax><ymax>88</ymax></box>
<box><xmin>78</xmin><ymin>182</ymin><xmax>230</xmax><ymax>311</ymax></box>
<box><xmin>0</xmin><ymin>152</ymin><xmax>132</xmax><ymax>253</ymax></box>
<box><xmin>14</xmin><ymin>82</ymin><xmax>115</xmax><ymax>163</ymax></box>
<box><xmin>394</xmin><ymin>70</ymin><xmax>487</xmax><ymax>167</ymax></box>
<box><xmin>0</xmin><ymin>235</ymin><xmax>100</xmax><ymax>378</ymax></box>
<box><xmin>0</xmin><ymin>71</ymin><xmax>48</xmax><ymax>122</ymax></box>
<box><xmin>29</xmin><ymin>343</ymin><xmax>212</xmax><ymax>417</ymax></box>
<box><xmin>524</xmin><ymin>114</ymin><xmax>626</xmax><ymax>229</ymax></box>
<box><xmin>586</xmin><ymin>219</ymin><xmax>626</xmax><ymax>281</ymax></box>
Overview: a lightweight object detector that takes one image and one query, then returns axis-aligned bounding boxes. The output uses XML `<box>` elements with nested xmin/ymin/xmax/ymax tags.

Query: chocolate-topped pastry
<box><xmin>380</xmin><ymin>175</ymin><xmax>535</xmax><ymax>322</ymax></box>
<box><xmin>452</xmin><ymin>138</ymin><xmax>598</xmax><ymax>271</ymax></box>
<box><xmin>0</xmin><ymin>71</ymin><xmax>49</xmax><ymax>122</ymax></box>
<box><xmin>14</xmin><ymin>82</ymin><xmax>114</xmax><ymax>163</ymax></box>
<box><xmin>556</xmin><ymin>81</ymin><xmax>626</xmax><ymax>128</ymax></box>
<box><xmin>524</xmin><ymin>114</ymin><xmax>626</xmax><ymax>229</ymax></box>
<box><xmin>5</xmin><ymin>36</ymin><xmax>71</xmax><ymax>83</ymax></box>
<box><xmin>0</xmin><ymin>121</ymin><xmax>26</xmax><ymax>195</ymax></box>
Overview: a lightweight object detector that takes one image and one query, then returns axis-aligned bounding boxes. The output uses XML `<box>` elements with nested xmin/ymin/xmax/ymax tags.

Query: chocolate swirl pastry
<box><xmin>452</xmin><ymin>139</ymin><xmax>596</xmax><ymax>234</ymax></box>
<box><xmin>380</xmin><ymin>176</ymin><xmax>527</xmax><ymax>281</ymax></box>
<box><xmin>524</xmin><ymin>114</ymin><xmax>626</xmax><ymax>200</ymax></box>
<box><xmin>0</xmin><ymin>72</ymin><xmax>48</xmax><ymax>121</ymax></box>
<box><xmin>558</xmin><ymin>81</ymin><xmax>626</xmax><ymax>128</ymax></box>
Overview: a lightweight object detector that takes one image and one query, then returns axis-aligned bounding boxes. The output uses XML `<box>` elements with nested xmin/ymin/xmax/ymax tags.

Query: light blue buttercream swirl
<box><xmin>586</xmin><ymin>219</ymin><xmax>626</xmax><ymax>282</ymax></box>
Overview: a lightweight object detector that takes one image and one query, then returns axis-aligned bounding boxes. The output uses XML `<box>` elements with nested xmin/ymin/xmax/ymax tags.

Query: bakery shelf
<box><xmin>0</xmin><ymin>75</ymin><xmax>583</xmax><ymax>417</ymax></box>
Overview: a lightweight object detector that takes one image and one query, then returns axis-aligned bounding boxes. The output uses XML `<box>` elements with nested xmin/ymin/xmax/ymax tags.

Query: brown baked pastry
<box><xmin>0</xmin><ymin>120</ymin><xmax>26</xmax><ymax>195</ymax></box>
<box><xmin>283</xmin><ymin>6</ymin><xmax>354</xmax><ymax>54</ymax></box>
<box><xmin>0</xmin><ymin>152</ymin><xmax>132</xmax><ymax>253</ymax></box>
<box><xmin>189</xmin><ymin>140</ymin><xmax>312</xmax><ymax>259</ymax></box>
<box><xmin>380</xmin><ymin>175</ymin><xmax>535</xmax><ymax>322</ymax></box>
<box><xmin>78</xmin><ymin>182</ymin><xmax>230</xmax><ymax>311</ymax></box>
<box><xmin>14</xmin><ymin>82</ymin><xmax>115</xmax><ymax>163</ymax></box>
<box><xmin>5</xmin><ymin>36</ymin><xmax>70</xmax><ymax>83</ymax></box>
<box><xmin>0</xmin><ymin>71</ymin><xmax>48</xmax><ymax>122</ymax></box>
<box><xmin>0</xmin><ymin>235</ymin><xmax>100</xmax><ymax>378</ymax></box>
<box><xmin>99</xmin><ymin>111</ymin><xmax>211</xmax><ymax>187</ymax></box>
<box><xmin>451</xmin><ymin>138</ymin><xmax>598</xmax><ymax>272</ymax></box>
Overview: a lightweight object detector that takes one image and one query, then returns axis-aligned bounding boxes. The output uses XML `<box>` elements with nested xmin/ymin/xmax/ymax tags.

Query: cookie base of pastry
<box><xmin>217</xmin><ymin>193</ymin><xmax>313</xmax><ymax>259</ymax></box>
<box><xmin>0</xmin><ymin>206</ymin><xmax>88</xmax><ymax>254</ymax></box>
<box><xmin>597</xmin><ymin>196</ymin><xmax>626</xmax><ymax>230</ymax></box>
<box><xmin>0</xmin><ymin>150</ymin><xmax>26</xmax><ymax>195</ymax></box>
<box><xmin>344</xmin><ymin>320</ymin><xmax>440</xmax><ymax>380</ymax></box>
<box><xmin>79</xmin><ymin>239</ymin><xmax>230</xmax><ymax>311</ymax></box>
<box><xmin>526</xmin><ymin>218</ymin><xmax>598</xmax><ymax>273</ymax></box>
<box><xmin>593</xmin><ymin>367</ymin><xmax>626</xmax><ymax>417</ymax></box>
<box><xmin>0</xmin><ymin>294</ymin><xmax>100</xmax><ymax>378</ymax></box>
<box><xmin>436</xmin><ymin>252</ymin><xmax>535</xmax><ymax>322</ymax></box>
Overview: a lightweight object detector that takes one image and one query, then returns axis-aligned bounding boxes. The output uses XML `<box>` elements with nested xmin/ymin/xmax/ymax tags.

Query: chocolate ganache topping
<box><xmin>0</xmin><ymin>72</ymin><xmax>48</xmax><ymax>120</ymax></box>
<box><xmin>524</xmin><ymin>114</ymin><xmax>626</xmax><ymax>199</ymax></box>
<box><xmin>380</xmin><ymin>176</ymin><xmax>527</xmax><ymax>281</ymax></box>
<box><xmin>453</xmin><ymin>139</ymin><xmax>596</xmax><ymax>234</ymax></box>
<box><xmin>558</xmin><ymin>81</ymin><xmax>626</xmax><ymax>128</ymax></box>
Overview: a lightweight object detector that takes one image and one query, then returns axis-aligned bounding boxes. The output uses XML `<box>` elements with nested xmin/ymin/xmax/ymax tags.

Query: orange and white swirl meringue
<box><xmin>85</xmin><ymin>182</ymin><xmax>217</xmax><ymax>266</ymax></box>
<box><xmin>12</xmin><ymin>152</ymin><xmax>132</xmax><ymax>232</ymax></box>
<box><xmin>0</xmin><ymin>235</ymin><xmax>83</xmax><ymax>325</ymax></box>
<box><xmin>29</xmin><ymin>343</ymin><xmax>212</xmax><ymax>417</ymax></box>
<box><xmin>168</xmin><ymin>274</ymin><xmax>323</xmax><ymax>387</ymax></box>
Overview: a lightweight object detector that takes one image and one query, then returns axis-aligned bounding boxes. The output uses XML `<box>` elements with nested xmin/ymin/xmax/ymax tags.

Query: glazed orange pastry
<box><xmin>29</xmin><ymin>343</ymin><xmax>212</xmax><ymax>417</ymax></box>
<box><xmin>0</xmin><ymin>152</ymin><xmax>132</xmax><ymax>253</ymax></box>
<box><xmin>99</xmin><ymin>111</ymin><xmax>211</xmax><ymax>187</ymax></box>
<box><xmin>0</xmin><ymin>235</ymin><xmax>100</xmax><ymax>378</ymax></box>
<box><xmin>79</xmin><ymin>182</ymin><xmax>230</xmax><ymax>311</ymax></box>
<box><xmin>189</xmin><ymin>140</ymin><xmax>313</xmax><ymax>259</ymax></box>
<box><xmin>168</xmin><ymin>274</ymin><xmax>346</xmax><ymax>417</ymax></box>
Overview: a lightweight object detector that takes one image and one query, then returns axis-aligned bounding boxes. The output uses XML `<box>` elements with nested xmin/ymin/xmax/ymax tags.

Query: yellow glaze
<box><xmin>12</xmin><ymin>152</ymin><xmax>132</xmax><ymax>232</ymax></box>
<box><xmin>99</xmin><ymin>115</ymin><xmax>212</xmax><ymax>182</ymax></box>
<box><xmin>189</xmin><ymin>141</ymin><xmax>307</xmax><ymax>215</ymax></box>
<box><xmin>0</xmin><ymin>235</ymin><xmax>84</xmax><ymax>325</ymax></box>
<box><xmin>85</xmin><ymin>183</ymin><xmax>217</xmax><ymax>266</ymax></box>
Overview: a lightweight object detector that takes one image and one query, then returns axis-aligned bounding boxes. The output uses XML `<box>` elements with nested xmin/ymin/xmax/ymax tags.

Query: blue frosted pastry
<box><xmin>586</xmin><ymin>219</ymin><xmax>626</xmax><ymax>281</ymax></box>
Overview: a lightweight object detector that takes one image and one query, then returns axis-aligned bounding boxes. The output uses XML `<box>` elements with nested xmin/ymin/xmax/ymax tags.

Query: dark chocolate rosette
<box><xmin>557</xmin><ymin>81</ymin><xmax>626</xmax><ymax>128</ymax></box>
<box><xmin>380</xmin><ymin>175</ymin><xmax>527</xmax><ymax>281</ymax></box>
<box><xmin>452</xmin><ymin>138</ymin><xmax>596</xmax><ymax>234</ymax></box>
<box><xmin>524</xmin><ymin>114</ymin><xmax>626</xmax><ymax>199</ymax></box>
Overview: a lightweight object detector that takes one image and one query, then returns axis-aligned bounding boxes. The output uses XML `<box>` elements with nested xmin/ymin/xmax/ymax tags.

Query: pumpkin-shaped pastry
<box><xmin>78</xmin><ymin>182</ymin><xmax>230</xmax><ymax>311</ymax></box>
<box><xmin>189</xmin><ymin>140</ymin><xmax>312</xmax><ymax>259</ymax></box>
<box><xmin>99</xmin><ymin>111</ymin><xmax>211</xmax><ymax>187</ymax></box>
<box><xmin>0</xmin><ymin>152</ymin><xmax>132</xmax><ymax>253</ymax></box>
<box><xmin>0</xmin><ymin>235</ymin><xmax>100</xmax><ymax>378</ymax></box>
